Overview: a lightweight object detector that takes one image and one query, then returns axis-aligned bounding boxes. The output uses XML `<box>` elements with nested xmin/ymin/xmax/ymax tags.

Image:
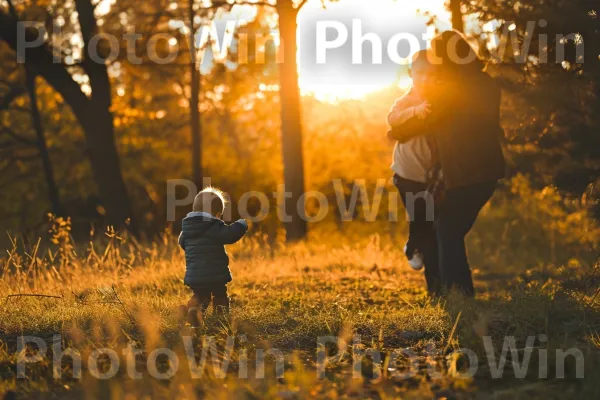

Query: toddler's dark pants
<box><xmin>187</xmin><ymin>283</ymin><xmax>229</xmax><ymax>313</ymax></box>
<box><xmin>393</xmin><ymin>174</ymin><xmax>441</xmax><ymax>296</ymax></box>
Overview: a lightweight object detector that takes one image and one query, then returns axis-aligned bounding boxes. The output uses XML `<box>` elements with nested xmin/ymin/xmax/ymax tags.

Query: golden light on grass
<box><xmin>2</xmin><ymin>195</ymin><xmax>599</xmax><ymax>397</ymax></box>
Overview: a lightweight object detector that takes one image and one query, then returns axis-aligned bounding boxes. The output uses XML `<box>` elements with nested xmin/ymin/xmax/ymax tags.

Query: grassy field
<box><xmin>1</xmin><ymin>212</ymin><xmax>600</xmax><ymax>399</ymax></box>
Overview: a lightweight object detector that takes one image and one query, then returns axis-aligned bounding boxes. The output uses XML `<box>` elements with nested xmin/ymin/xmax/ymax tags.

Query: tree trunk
<box><xmin>78</xmin><ymin>106</ymin><xmax>136</xmax><ymax>232</ymax></box>
<box><xmin>25</xmin><ymin>72</ymin><xmax>64</xmax><ymax>216</ymax></box>
<box><xmin>276</xmin><ymin>1</ymin><xmax>307</xmax><ymax>242</ymax></box>
<box><xmin>449</xmin><ymin>0</ymin><xmax>464</xmax><ymax>32</ymax></box>
<box><xmin>0</xmin><ymin>3</ymin><xmax>136</xmax><ymax>233</ymax></box>
<box><xmin>189</xmin><ymin>0</ymin><xmax>202</xmax><ymax>188</ymax></box>
<box><xmin>76</xmin><ymin>0</ymin><xmax>138</xmax><ymax>233</ymax></box>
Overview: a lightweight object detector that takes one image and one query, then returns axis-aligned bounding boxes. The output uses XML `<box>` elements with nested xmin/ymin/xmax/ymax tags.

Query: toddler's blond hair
<box><xmin>193</xmin><ymin>187</ymin><xmax>227</xmax><ymax>216</ymax></box>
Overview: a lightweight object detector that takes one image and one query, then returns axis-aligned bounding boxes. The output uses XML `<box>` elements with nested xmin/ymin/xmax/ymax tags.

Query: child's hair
<box><xmin>408</xmin><ymin>50</ymin><xmax>431</xmax><ymax>76</ymax></box>
<box><xmin>193</xmin><ymin>187</ymin><xmax>227</xmax><ymax>215</ymax></box>
<box><xmin>412</xmin><ymin>50</ymin><xmax>430</xmax><ymax>68</ymax></box>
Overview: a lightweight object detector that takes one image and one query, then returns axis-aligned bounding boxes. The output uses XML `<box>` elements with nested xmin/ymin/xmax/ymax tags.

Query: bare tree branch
<box><xmin>0</xmin><ymin>86</ymin><xmax>26</xmax><ymax>110</ymax></box>
<box><xmin>0</xmin><ymin>12</ymin><xmax>91</xmax><ymax>120</ymax></box>
<box><xmin>232</xmin><ymin>0</ymin><xmax>276</xmax><ymax>9</ymax></box>
<box><xmin>5</xmin><ymin>0</ymin><xmax>17</xmax><ymax>18</ymax></box>
<box><xmin>4</xmin><ymin>105</ymin><xmax>30</xmax><ymax>113</ymax></box>
<box><xmin>0</xmin><ymin>126</ymin><xmax>35</xmax><ymax>145</ymax></box>
<box><xmin>0</xmin><ymin>140</ymin><xmax>20</xmax><ymax>149</ymax></box>
<box><xmin>0</xmin><ymin>171</ymin><xmax>36</xmax><ymax>192</ymax></box>
<box><xmin>10</xmin><ymin>154</ymin><xmax>40</xmax><ymax>162</ymax></box>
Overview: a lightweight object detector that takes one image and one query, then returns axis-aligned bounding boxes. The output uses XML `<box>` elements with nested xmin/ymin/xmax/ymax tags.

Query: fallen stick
<box><xmin>4</xmin><ymin>293</ymin><xmax>64</xmax><ymax>306</ymax></box>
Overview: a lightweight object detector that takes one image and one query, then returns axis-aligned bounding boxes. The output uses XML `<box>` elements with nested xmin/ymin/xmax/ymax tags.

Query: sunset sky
<box><xmin>207</xmin><ymin>0</ymin><xmax>452</xmax><ymax>101</ymax></box>
<box><xmin>297</xmin><ymin>0</ymin><xmax>450</xmax><ymax>101</ymax></box>
<box><xmin>95</xmin><ymin>0</ymin><xmax>453</xmax><ymax>102</ymax></box>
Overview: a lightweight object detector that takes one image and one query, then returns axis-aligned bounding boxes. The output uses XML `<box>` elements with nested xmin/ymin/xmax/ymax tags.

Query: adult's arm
<box><xmin>387</xmin><ymin>117</ymin><xmax>432</xmax><ymax>143</ymax></box>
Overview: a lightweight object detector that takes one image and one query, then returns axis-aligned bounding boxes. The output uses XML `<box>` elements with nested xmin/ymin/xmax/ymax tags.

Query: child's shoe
<box><xmin>404</xmin><ymin>244</ymin><xmax>424</xmax><ymax>271</ymax></box>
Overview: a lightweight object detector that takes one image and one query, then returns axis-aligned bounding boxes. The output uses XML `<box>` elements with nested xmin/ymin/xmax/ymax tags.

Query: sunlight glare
<box><xmin>297</xmin><ymin>0</ymin><xmax>449</xmax><ymax>102</ymax></box>
<box><xmin>397</xmin><ymin>74</ymin><xmax>413</xmax><ymax>90</ymax></box>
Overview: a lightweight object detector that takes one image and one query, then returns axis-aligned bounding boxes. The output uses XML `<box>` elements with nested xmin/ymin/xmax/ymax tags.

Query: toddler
<box><xmin>387</xmin><ymin>50</ymin><xmax>437</xmax><ymax>271</ymax></box>
<box><xmin>178</xmin><ymin>187</ymin><xmax>248</xmax><ymax>317</ymax></box>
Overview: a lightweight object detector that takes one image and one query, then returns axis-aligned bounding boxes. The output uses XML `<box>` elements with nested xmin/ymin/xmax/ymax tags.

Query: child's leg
<box><xmin>393</xmin><ymin>174</ymin><xmax>429</xmax><ymax>255</ymax></box>
<box><xmin>211</xmin><ymin>284</ymin><xmax>229</xmax><ymax>314</ymax></box>
<box><xmin>393</xmin><ymin>174</ymin><xmax>441</xmax><ymax>294</ymax></box>
<box><xmin>405</xmin><ymin>220</ymin><xmax>420</xmax><ymax>258</ymax></box>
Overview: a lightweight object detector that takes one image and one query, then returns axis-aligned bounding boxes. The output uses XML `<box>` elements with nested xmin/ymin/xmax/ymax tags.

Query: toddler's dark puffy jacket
<box><xmin>179</xmin><ymin>213</ymin><xmax>247</xmax><ymax>286</ymax></box>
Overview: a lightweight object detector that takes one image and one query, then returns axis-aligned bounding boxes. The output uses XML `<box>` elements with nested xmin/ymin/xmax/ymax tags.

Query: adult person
<box><xmin>388</xmin><ymin>30</ymin><xmax>506</xmax><ymax>296</ymax></box>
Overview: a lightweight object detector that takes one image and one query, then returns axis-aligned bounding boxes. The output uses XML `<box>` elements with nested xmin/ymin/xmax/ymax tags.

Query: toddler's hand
<box><xmin>414</xmin><ymin>102</ymin><xmax>431</xmax><ymax>120</ymax></box>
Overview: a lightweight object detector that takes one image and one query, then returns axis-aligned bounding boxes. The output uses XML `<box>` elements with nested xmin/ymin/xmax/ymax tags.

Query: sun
<box><xmin>297</xmin><ymin>0</ymin><xmax>450</xmax><ymax>102</ymax></box>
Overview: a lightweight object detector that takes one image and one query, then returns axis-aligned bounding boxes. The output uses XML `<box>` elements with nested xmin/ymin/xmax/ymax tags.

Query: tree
<box><xmin>109</xmin><ymin>0</ymin><xmax>227</xmax><ymax>191</ymax></box>
<box><xmin>199</xmin><ymin>0</ymin><xmax>309</xmax><ymax>241</ymax></box>
<box><xmin>117</xmin><ymin>0</ymin><xmax>312</xmax><ymax>240</ymax></box>
<box><xmin>465</xmin><ymin>0</ymin><xmax>600</xmax><ymax>216</ymax></box>
<box><xmin>273</xmin><ymin>0</ymin><xmax>309</xmax><ymax>241</ymax></box>
<box><xmin>4</xmin><ymin>0</ymin><xmax>63</xmax><ymax>216</ymax></box>
<box><xmin>0</xmin><ymin>69</ymin><xmax>71</xmax><ymax>229</ymax></box>
<box><xmin>449</xmin><ymin>0</ymin><xmax>464</xmax><ymax>32</ymax></box>
<box><xmin>25</xmin><ymin>73</ymin><xmax>64</xmax><ymax>216</ymax></box>
<box><xmin>0</xmin><ymin>0</ymin><xmax>137</xmax><ymax>233</ymax></box>
<box><xmin>189</xmin><ymin>0</ymin><xmax>203</xmax><ymax>188</ymax></box>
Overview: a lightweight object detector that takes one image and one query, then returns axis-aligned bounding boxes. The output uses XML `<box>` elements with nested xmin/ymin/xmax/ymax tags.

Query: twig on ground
<box><xmin>4</xmin><ymin>293</ymin><xmax>64</xmax><ymax>306</ymax></box>
<box><xmin>5</xmin><ymin>293</ymin><xmax>63</xmax><ymax>300</ymax></box>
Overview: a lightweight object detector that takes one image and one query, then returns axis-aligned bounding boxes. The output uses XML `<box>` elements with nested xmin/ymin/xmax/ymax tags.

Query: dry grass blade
<box><xmin>443</xmin><ymin>311</ymin><xmax>462</xmax><ymax>354</ymax></box>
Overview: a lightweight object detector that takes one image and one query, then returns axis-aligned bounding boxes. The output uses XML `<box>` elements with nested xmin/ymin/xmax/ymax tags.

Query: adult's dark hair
<box><xmin>430</xmin><ymin>30</ymin><xmax>484</xmax><ymax>76</ymax></box>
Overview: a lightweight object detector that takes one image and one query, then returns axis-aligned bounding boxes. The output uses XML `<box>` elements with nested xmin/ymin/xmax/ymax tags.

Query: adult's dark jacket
<box><xmin>388</xmin><ymin>71</ymin><xmax>506</xmax><ymax>189</ymax></box>
<box><xmin>179</xmin><ymin>213</ymin><xmax>248</xmax><ymax>286</ymax></box>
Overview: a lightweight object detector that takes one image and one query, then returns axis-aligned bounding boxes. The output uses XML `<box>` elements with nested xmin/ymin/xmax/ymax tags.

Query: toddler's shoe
<box><xmin>404</xmin><ymin>244</ymin><xmax>424</xmax><ymax>271</ymax></box>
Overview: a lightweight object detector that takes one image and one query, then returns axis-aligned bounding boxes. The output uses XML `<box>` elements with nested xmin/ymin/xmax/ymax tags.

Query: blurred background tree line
<box><xmin>0</xmin><ymin>0</ymin><xmax>598</xmax><ymax>248</ymax></box>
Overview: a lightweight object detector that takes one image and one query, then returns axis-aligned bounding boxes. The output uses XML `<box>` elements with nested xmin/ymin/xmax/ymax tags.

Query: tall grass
<box><xmin>0</xmin><ymin>181</ymin><xmax>599</xmax><ymax>399</ymax></box>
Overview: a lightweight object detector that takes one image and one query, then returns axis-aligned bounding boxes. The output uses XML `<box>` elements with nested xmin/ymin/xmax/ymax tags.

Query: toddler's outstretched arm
<box><xmin>214</xmin><ymin>219</ymin><xmax>248</xmax><ymax>244</ymax></box>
